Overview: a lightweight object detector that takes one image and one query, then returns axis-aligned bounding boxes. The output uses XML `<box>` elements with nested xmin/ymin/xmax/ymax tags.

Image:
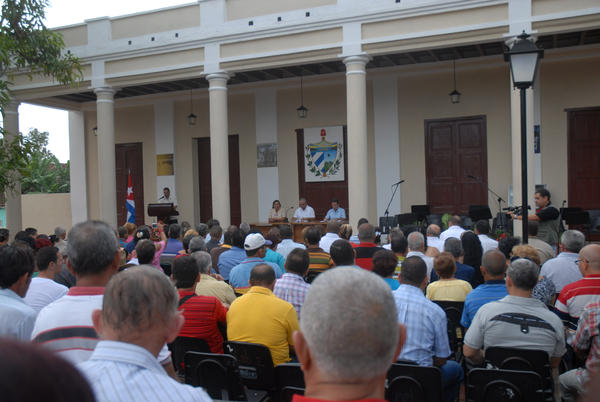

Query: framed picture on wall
<box><xmin>257</xmin><ymin>143</ymin><xmax>278</xmax><ymax>168</ymax></box>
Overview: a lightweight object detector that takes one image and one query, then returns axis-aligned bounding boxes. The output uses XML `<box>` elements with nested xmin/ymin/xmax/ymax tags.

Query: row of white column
<box><xmin>4</xmin><ymin>54</ymin><xmax>533</xmax><ymax>233</ymax></box>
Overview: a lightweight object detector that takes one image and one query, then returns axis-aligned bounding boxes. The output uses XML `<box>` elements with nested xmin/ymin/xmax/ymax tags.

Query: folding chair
<box><xmin>225</xmin><ymin>341</ymin><xmax>277</xmax><ymax>396</ymax></box>
<box><xmin>466</xmin><ymin>368</ymin><xmax>544</xmax><ymax>402</ymax></box>
<box><xmin>433</xmin><ymin>300</ymin><xmax>465</xmax><ymax>361</ymax></box>
<box><xmin>184</xmin><ymin>351</ymin><xmax>247</xmax><ymax>401</ymax></box>
<box><xmin>385</xmin><ymin>363</ymin><xmax>443</xmax><ymax>402</ymax></box>
<box><xmin>168</xmin><ymin>336</ymin><xmax>210</xmax><ymax>375</ymax></box>
<box><xmin>275</xmin><ymin>363</ymin><xmax>305</xmax><ymax>402</ymax></box>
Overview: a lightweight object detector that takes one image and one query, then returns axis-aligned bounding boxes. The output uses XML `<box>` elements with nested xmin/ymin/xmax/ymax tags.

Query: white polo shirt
<box><xmin>24</xmin><ymin>277</ymin><xmax>68</xmax><ymax>314</ymax></box>
<box><xmin>293</xmin><ymin>206</ymin><xmax>315</xmax><ymax>220</ymax></box>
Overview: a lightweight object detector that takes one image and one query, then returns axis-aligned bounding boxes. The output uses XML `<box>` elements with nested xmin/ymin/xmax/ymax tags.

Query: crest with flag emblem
<box><xmin>126</xmin><ymin>171</ymin><xmax>136</xmax><ymax>223</ymax></box>
<box><xmin>304</xmin><ymin>126</ymin><xmax>344</xmax><ymax>182</ymax></box>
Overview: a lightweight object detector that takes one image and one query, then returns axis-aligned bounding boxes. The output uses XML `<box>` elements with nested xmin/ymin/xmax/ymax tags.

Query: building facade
<box><xmin>5</xmin><ymin>0</ymin><xmax>600</xmax><ymax>234</ymax></box>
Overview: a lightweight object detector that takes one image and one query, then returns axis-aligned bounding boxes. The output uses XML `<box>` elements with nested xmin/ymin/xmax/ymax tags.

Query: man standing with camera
<box><xmin>511</xmin><ymin>189</ymin><xmax>560</xmax><ymax>249</ymax></box>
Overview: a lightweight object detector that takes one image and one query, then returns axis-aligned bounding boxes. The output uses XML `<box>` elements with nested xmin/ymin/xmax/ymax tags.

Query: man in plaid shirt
<box><xmin>274</xmin><ymin>249</ymin><xmax>310</xmax><ymax>317</ymax></box>
<box><xmin>559</xmin><ymin>301</ymin><xmax>600</xmax><ymax>401</ymax></box>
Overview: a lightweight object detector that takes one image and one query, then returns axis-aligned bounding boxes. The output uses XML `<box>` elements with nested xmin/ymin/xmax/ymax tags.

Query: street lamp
<box><xmin>296</xmin><ymin>76</ymin><xmax>308</xmax><ymax>118</ymax></box>
<box><xmin>504</xmin><ymin>31</ymin><xmax>543</xmax><ymax>243</ymax></box>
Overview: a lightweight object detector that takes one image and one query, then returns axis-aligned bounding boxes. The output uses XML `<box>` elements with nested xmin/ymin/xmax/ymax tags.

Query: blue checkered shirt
<box><xmin>273</xmin><ymin>273</ymin><xmax>310</xmax><ymax>316</ymax></box>
<box><xmin>393</xmin><ymin>284</ymin><xmax>451</xmax><ymax>366</ymax></box>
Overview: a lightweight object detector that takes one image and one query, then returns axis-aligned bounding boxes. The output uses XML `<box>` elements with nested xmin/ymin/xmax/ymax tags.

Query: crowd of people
<box><xmin>0</xmin><ymin>199</ymin><xmax>599</xmax><ymax>401</ymax></box>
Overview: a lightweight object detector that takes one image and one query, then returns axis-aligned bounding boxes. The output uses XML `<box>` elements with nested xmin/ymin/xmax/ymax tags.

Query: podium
<box><xmin>147</xmin><ymin>203</ymin><xmax>178</xmax><ymax>223</ymax></box>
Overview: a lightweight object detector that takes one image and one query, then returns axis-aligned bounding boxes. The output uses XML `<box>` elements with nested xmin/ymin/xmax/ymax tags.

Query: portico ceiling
<box><xmin>53</xmin><ymin>28</ymin><xmax>600</xmax><ymax>104</ymax></box>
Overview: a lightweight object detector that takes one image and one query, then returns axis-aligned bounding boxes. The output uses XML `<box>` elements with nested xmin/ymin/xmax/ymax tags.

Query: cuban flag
<box><xmin>126</xmin><ymin>171</ymin><xmax>136</xmax><ymax>223</ymax></box>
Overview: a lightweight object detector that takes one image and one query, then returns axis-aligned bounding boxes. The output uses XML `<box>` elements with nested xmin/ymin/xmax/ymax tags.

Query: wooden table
<box><xmin>249</xmin><ymin>221</ymin><xmax>328</xmax><ymax>243</ymax></box>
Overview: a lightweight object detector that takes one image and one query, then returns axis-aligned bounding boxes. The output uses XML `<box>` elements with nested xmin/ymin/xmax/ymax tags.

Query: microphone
<box><xmin>158</xmin><ymin>195</ymin><xmax>165</xmax><ymax>200</ymax></box>
<box><xmin>392</xmin><ymin>180</ymin><xmax>405</xmax><ymax>186</ymax></box>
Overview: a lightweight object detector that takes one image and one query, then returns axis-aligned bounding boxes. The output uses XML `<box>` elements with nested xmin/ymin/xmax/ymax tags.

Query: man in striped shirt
<box><xmin>79</xmin><ymin>266</ymin><xmax>211</xmax><ymax>402</ymax></box>
<box><xmin>304</xmin><ymin>226</ymin><xmax>334</xmax><ymax>279</ymax></box>
<box><xmin>555</xmin><ymin>244</ymin><xmax>600</xmax><ymax>336</ymax></box>
<box><xmin>274</xmin><ymin>248</ymin><xmax>311</xmax><ymax>316</ymax></box>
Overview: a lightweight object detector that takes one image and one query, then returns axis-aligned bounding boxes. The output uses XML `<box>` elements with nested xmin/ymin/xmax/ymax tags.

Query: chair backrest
<box><xmin>280</xmin><ymin>387</ymin><xmax>304</xmax><ymax>402</ymax></box>
<box><xmin>168</xmin><ymin>336</ymin><xmax>210</xmax><ymax>374</ymax></box>
<box><xmin>159</xmin><ymin>254</ymin><xmax>176</xmax><ymax>275</ymax></box>
<box><xmin>184</xmin><ymin>351</ymin><xmax>247</xmax><ymax>400</ymax></box>
<box><xmin>484</xmin><ymin>347</ymin><xmax>550</xmax><ymax>381</ymax></box>
<box><xmin>386</xmin><ymin>363</ymin><xmax>443</xmax><ymax>402</ymax></box>
<box><xmin>432</xmin><ymin>301</ymin><xmax>465</xmax><ymax>354</ymax></box>
<box><xmin>466</xmin><ymin>368</ymin><xmax>544</xmax><ymax>402</ymax></box>
<box><xmin>275</xmin><ymin>363</ymin><xmax>305</xmax><ymax>398</ymax></box>
<box><xmin>225</xmin><ymin>341</ymin><xmax>277</xmax><ymax>391</ymax></box>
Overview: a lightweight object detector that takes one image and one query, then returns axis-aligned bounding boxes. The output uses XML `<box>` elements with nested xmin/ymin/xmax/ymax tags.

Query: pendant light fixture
<box><xmin>449</xmin><ymin>59</ymin><xmax>461</xmax><ymax>104</ymax></box>
<box><xmin>296</xmin><ymin>75</ymin><xmax>308</xmax><ymax>118</ymax></box>
<box><xmin>187</xmin><ymin>88</ymin><xmax>197</xmax><ymax>126</ymax></box>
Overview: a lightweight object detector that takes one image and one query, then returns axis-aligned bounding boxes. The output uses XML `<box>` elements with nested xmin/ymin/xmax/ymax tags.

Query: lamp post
<box><xmin>504</xmin><ymin>31</ymin><xmax>543</xmax><ymax>244</ymax></box>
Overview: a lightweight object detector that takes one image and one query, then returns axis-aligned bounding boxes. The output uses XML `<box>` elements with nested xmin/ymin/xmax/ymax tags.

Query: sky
<box><xmin>17</xmin><ymin>0</ymin><xmax>193</xmax><ymax>162</ymax></box>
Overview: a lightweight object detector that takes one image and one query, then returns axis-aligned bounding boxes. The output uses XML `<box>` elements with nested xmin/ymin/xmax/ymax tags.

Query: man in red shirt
<box><xmin>352</xmin><ymin>223</ymin><xmax>383</xmax><ymax>271</ymax></box>
<box><xmin>171</xmin><ymin>256</ymin><xmax>227</xmax><ymax>354</ymax></box>
<box><xmin>293</xmin><ymin>267</ymin><xmax>406</xmax><ymax>402</ymax></box>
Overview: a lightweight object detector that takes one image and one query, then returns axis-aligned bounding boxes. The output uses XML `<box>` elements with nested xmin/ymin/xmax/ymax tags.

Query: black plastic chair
<box><xmin>184</xmin><ymin>351</ymin><xmax>248</xmax><ymax>400</ymax></box>
<box><xmin>275</xmin><ymin>363</ymin><xmax>305</xmax><ymax>401</ymax></box>
<box><xmin>385</xmin><ymin>363</ymin><xmax>443</xmax><ymax>402</ymax></box>
<box><xmin>168</xmin><ymin>336</ymin><xmax>210</xmax><ymax>374</ymax></box>
<box><xmin>432</xmin><ymin>301</ymin><xmax>465</xmax><ymax>361</ymax></box>
<box><xmin>466</xmin><ymin>368</ymin><xmax>544</xmax><ymax>402</ymax></box>
<box><xmin>225</xmin><ymin>341</ymin><xmax>277</xmax><ymax>393</ymax></box>
<box><xmin>484</xmin><ymin>347</ymin><xmax>553</xmax><ymax>400</ymax></box>
<box><xmin>159</xmin><ymin>253</ymin><xmax>176</xmax><ymax>275</ymax></box>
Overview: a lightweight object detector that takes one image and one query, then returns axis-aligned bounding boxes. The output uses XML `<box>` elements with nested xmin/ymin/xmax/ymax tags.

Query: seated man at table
<box><xmin>293</xmin><ymin>198</ymin><xmax>315</xmax><ymax>222</ymax></box>
<box><xmin>324</xmin><ymin>198</ymin><xmax>346</xmax><ymax>221</ymax></box>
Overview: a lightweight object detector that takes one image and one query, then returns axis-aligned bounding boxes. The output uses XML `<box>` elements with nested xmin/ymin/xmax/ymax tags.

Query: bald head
<box><xmin>426</xmin><ymin>224</ymin><xmax>441</xmax><ymax>237</ymax></box>
<box><xmin>579</xmin><ymin>244</ymin><xmax>600</xmax><ymax>275</ymax></box>
<box><xmin>249</xmin><ymin>264</ymin><xmax>276</xmax><ymax>288</ymax></box>
<box><xmin>358</xmin><ymin>223</ymin><xmax>376</xmax><ymax>242</ymax></box>
<box><xmin>481</xmin><ymin>250</ymin><xmax>507</xmax><ymax>278</ymax></box>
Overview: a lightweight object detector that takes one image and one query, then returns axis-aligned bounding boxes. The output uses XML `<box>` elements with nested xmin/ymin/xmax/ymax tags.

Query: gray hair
<box><xmin>407</xmin><ymin>231</ymin><xmax>425</xmax><ymax>251</ymax></box>
<box><xmin>358</xmin><ymin>223</ymin><xmax>376</xmax><ymax>242</ymax></box>
<box><xmin>54</xmin><ymin>226</ymin><xmax>66</xmax><ymax>237</ymax></box>
<box><xmin>507</xmin><ymin>258</ymin><xmax>539</xmax><ymax>291</ymax></box>
<box><xmin>67</xmin><ymin>221</ymin><xmax>119</xmax><ymax>276</ymax></box>
<box><xmin>239</xmin><ymin>222</ymin><xmax>251</xmax><ymax>235</ymax></box>
<box><xmin>191</xmin><ymin>251</ymin><xmax>212</xmax><ymax>274</ymax></box>
<box><xmin>426</xmin><ymin>224</ymin><xmax>440</xmax><ymax>237</ymax></box>
<box><xmin>188</xmin><ymin>236</ymin><xmax>207</xmax><ymax>253</ymax></box>
<box><xmin>300</xmin><ymin>267</ymin><xmax>399</xmax><ymax>381</ymax></box>
<box><xmin>444</xmin><ymin>238</ymin><xmax>464</xmax><ymax>258</ymax></box>
<box><xmin>561</xmin><ymin>230</ymin><xmax>586</xmax><ymax>253</ymax></box>
<box><xmin>102</xmin><ymin>265</ymin><xmax>178</xmax><ymax>333</ymax></box>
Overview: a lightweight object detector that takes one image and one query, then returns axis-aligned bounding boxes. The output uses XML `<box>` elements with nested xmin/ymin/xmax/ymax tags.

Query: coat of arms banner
<box><xmin>303</xmin><ymin>126</ymin><xmax>344</xmax><ymax>182</ymax></box>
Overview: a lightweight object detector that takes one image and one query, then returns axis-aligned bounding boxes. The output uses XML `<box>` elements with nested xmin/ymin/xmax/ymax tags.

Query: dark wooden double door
<box><xmin>568</xmin><ymin>108</ymin><xmax>600</xmax><ymax>210</ymax></box>
<box><xmin>425</xmin><ymin>116</ymin><xmax>488</xmax><ymax>215</ymax></box>
<box><xmin>115</xmin><ymin>143</ymin><xmax>145</xmax><ymax>226</ymax></box>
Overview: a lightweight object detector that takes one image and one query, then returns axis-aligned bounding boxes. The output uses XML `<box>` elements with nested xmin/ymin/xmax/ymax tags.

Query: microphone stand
<box><xmin>468</xmin><ymin>176</ymin><xmax>507</xmax><ymax>231</ymax></box>
<box><xmin>383</xmin><ymin>181</ymin><xmax>402</xmax><ymax>234</ymax></box>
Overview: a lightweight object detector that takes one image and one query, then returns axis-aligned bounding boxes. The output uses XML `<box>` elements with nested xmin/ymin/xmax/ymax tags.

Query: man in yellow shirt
<box><xmin>227</xmin><ymin>263</ymin><xmax>299</xmax><ymax>366</ymax></box>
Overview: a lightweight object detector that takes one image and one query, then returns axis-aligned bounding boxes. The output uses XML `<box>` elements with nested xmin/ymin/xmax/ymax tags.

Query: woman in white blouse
<box><xmin>269</xmin><ymin>199</ymin><xmax>286</xmax><ymax>223</ymax></box>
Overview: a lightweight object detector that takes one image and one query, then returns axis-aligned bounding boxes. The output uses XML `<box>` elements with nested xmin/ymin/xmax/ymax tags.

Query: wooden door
<box><xmin>568</xmin><ymin>108</ymin><xmax>600</xmax><ymax>210</ymax></box>
<box><xmin>115</xmin><ymin>143</ymin><xmax>144</xmax><ymax>226</ymax></box>
<box><xmin>296</xmin><ymin>128</ymin><xmax>349</xmax><ymax>220</ymax></box>
<box><xmin>425</xmin><ymin>116</ymin><xmax>487</xmax><ymax>215</ymax></box>
<box><xmin>197</xmin><ymin>135</ymin><xmax>242</xmax><ymax>225</ymax></box>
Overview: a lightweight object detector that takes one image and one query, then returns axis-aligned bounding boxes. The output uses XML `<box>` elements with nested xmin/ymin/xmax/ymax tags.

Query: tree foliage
<box><xmin>0</xmin><ymin>0</ymin><xmax>81</xmax><ymax>193</ymax></box>
<box><xmin>19</xmin><ymin>128</ymin><xmax>69</xmax><ymax>193</ymax></box>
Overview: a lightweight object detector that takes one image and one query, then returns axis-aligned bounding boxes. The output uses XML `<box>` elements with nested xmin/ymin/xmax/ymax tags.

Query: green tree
<box><xmin>0</xmin><ymin>0</ymin><xmax>81</xmax><ymax>193</ymax></box>
<box><xmin>20</xmin><ymin>128</ymin><xmax>69</xmax><ymax>193</ymax></box>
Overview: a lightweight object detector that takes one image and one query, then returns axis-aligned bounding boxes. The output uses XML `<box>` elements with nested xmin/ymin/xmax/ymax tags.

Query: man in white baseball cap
<box><xmin>229</xmin><ymin>233</ymin><xmax>283</xmax><ymax>291</ymax></box>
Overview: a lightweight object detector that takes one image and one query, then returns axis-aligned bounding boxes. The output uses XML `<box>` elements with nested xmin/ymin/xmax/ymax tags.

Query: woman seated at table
<box><xmin>269</xmin><ymin>199</ymin><xmax>287</xmax><ymax>223</ymax></box>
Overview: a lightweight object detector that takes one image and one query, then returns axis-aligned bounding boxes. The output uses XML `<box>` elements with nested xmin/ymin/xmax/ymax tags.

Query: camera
<box><xmin>503</xmin><ymin>205</ymin><xmax>531</xmax><ymax>216</ymax></box>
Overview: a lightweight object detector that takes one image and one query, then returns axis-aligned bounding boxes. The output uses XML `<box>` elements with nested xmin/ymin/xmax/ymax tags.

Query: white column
<box><xmin>343</xmin><ymin>55</ymin><xmax>370</xmax><ymax>229</ymax></box>
<box><xmin>94</xmin><ymin>87</ymin><xmax>118</xmax><ymax>227</ymax></box>
<box><xmin>154</xmin><ymin>100</ymin><xmax>176</xmax><ymax>205</ymax></box>
<box><xmin>207</xmin><ymin>72</ymin><xmax>231</xmax><ymax>227</ymax></box>
<box><xmin>509</xmin><ymin>80</ymin><xmax>536</xmax><ymax>238</ymax></box>
<box><xmin>373</xmin><ymin>75</ymin><xmax>401</xmax><ymax>219</ymax></box>
<box><xmin>68</xmin><ymin>111</ymin><xmax>88</xmax><ymax>224</ymax></box>
<box><xmin>3</xmin><ymin>100</ymin><xmax>22</xmax><ymax>233</ymax></box>
<box><xmin>255</xmin><ymin>88</ymin><xmax>279</xmax><ymax>222</ymax></box>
